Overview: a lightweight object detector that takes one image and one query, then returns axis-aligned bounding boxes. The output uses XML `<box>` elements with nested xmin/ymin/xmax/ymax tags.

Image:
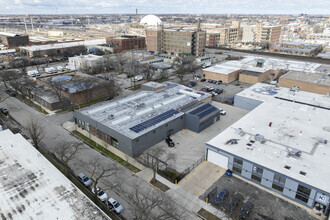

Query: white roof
<box><xmin>203</xmin><ymin>64</ymin><xmax>241</xmax><ymax>75</ymax></box>
<box><xmin>20</xmin><ymin>39</ymin><xmax>106</xmax><ymax>51</ymax></box>
<box><xmin>207</xmin><ymin>99</ymin><xmax>330</xmax><ymax>193</ymax></box>
<box><xmin>236</xmin><ymin>83</ymin><xmax>330</xmax><ymax>109</ymax></box>
<box><xmin>0</xmin><ymin>129</ymin><xmax>110</xmax><ymax>220</ymax></box>
<box><xmin>140</xmin><ymin>15</ymin><xmax>162</xmax><ymax>26</ymax></box>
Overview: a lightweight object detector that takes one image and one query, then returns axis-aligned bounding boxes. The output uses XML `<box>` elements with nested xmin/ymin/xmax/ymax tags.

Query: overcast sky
<box><xmin>0</xmin><ymin>0</ymin><xmax>329</xmax><ymax>15</ymax></box>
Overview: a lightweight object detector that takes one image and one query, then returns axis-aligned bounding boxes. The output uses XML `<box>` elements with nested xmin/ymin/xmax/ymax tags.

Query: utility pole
<box><xmin>30</xmin><ymin>15</ymin><xmax>35</xmax><ymax>34</ymax></box>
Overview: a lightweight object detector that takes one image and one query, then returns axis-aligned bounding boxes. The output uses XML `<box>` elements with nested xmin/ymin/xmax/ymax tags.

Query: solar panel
<box><xmin>129</xmin><ymin>109</ymin><xmax>180</xmax><ymax>133</ymax></box>
<box><xmin>197</xmin><ymin>106</ymin><xmax>218</xmax><ymax>119</ymax></box>
<box><xmin>189</xmin><ymin>103</ymin><xmax>212</xmax><ymax>115</ymax></box>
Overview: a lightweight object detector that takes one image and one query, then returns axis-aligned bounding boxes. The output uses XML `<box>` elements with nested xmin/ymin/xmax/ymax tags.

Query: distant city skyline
<box><xmin>0</xmin><ymin>0</ymin><xmax>329</xmax><ymax>15</ymax></box>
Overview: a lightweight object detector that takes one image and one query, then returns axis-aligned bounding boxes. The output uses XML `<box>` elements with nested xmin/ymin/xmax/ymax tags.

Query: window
<box><xmin>233</xmin><ymin>166</ymin><xmax>242</xmax><ymax>174</ymax></box>
<box><xmin>233</xmin><ymin>158</ymin><xmax>243</xmax><ymax>167</ymax></box>
<box><xmin>295</xmin><ymin>185</ymin><xmax>311</xmax><ymax>203</ymax></box>
<box><xmin>273</xmin><ymin>174</ymin><xmax>286</xmax><ymax>185</ymax></box>
<box><xmin>252</xmin><ymin>166</ymin><xmax>263</xmax><ymax>175</ymax></box>
<box><xmin>272</xmin><ymin>184</ymin><xmax>284</xmax><ymax>192</ymax></box>
<box><xmin>251</xmin><ymin>175</ymin><xmax>262</xmax><ymax>182</ymax></box>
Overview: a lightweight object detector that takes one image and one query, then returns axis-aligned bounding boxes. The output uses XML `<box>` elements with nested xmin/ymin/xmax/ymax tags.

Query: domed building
<box><xmin>140</xmin><ymin>15</ymin><xmax>162</xmax><ymax>27</ymax></box>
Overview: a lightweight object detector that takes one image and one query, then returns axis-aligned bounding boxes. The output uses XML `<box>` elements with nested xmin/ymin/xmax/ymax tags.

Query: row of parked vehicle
<box><xmin>77</xmin><ymin>173</ymin><xmax>124</xmax><ymax>214</ymax></box>
<box><xmin>215</xmin><ymin>189</ymin><xmax>254</xmax><ymax>219</ymax></box>
<box><xmin>201</xmin><ymin>79</ymin><xmax>223</xmax><ymax>85</ymax></box>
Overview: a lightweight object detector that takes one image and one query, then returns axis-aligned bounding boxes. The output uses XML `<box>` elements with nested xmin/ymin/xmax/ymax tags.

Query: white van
<box><xmin>133</xmin><ymin>75</ymin><xmax>144</xmax><ymax>82</ymax></box>
<box><xmin>27</xmin><ymin>70</ymin><xmax>39</xmax><ymax>77</ymax></box>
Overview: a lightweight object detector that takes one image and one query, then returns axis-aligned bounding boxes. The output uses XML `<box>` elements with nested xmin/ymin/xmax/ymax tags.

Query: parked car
<box><xmin>165</xmin><ymin>136</ymin><xmax>175</xmax><ymax>148</ymax></box>
<box><xmin>92</xmin><ymin>187</ymin><xmax>108</xmax><ymax>202</ymax></box>
<box><xmin>239</xmin><ymin>201</ymin><xmax>254</xmax><ymax>219</ymax></box>
<box><xmin>77</xmin><ymin>173</ymin><xmax>93</xmax><ymax>187</ymax></box>
<box><xmin>206</xmin><ymin>86</ymin><xmax>214</xmax><ymax>92</ymax></box>
<box><xmin>214</xmin><ymin>88</ymin><xmax>224</xmax><ymax>94</ymax></box>
<box><xmin>215</xmin><ymin>80</ymin><xmax>222</xmax><ymax>85</ymax></box>
<box><xmin>201</xmin><ymin>78</ymin><xmax>206</xmax><ymax>82</ymax></box>
<box><xmin>186</xmin><ymin>81</ymin><xmax>196</xmax><ymax>87</ymax></box>
<box><xmin>108</xmin><ymin>198</ymin><xmax>124</xmax><ymax>214</ymax></box>
<box><xmin>215</xmin><ymin>189</ymin><xmax>228</xmax><ymax>204</ymax></box>
<box><xmin>0</xmin><ymin>108</ymin><xmax>9</xmax><ymax>116</ymax></box>
<box><xmin>200</xmin><ymin>88</ymin><xmax>208</xmax><ymax>92</ymax></box>
<box><xmin>133</xmin><ymin>75</ymin><xmax>144</xmax><ymax>82</ymax></box>
<box><xmin>0</xmin><ymin>65</ymin><xmax>5</xmax><ymax>70</ymax></box>
<box><xmin>4</xmin><ymin>89</ymin><xmax>16</xmax><ymax>97</ymax></box>
<box><xmin>219</xmin><ymin>108</ymin><xmax>226</xmax><ymax>115</ymax></box>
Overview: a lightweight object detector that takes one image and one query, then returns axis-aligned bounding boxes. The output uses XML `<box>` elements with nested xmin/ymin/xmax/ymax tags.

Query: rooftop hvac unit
<box><xmin>318</xmin><ymin>138</ymin><xmax>328</xmax><ymax>145</ymax></box>
<box><xmin>235</xmin><ymin>128</ymin><xmax>245</xmax><ymax>136</ymax></box>
<box><xmin>288</xmin><ymin>148</ymin><xmax>302</xmax><ymax>159</ymax></box>
<box><xmin>108</xmin><ymin>114</ymin><xmax>114</xmax><ymax>120</ymax></box>
<box><xmin>254</xmin><ymin>134</ymin><xmax>265</xmax><ymax>142</ymax></box>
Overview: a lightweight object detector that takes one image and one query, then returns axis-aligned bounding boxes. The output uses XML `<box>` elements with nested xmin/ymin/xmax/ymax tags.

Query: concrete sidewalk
<box><xmin>178</xmin><ymin>161</ymin><xmax>226</xmax><ymax>197</ymax></box>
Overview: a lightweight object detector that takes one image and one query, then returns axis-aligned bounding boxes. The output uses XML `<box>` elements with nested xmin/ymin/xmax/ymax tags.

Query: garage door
<box><xmin>207</xmin><ymin>149</ymin><xmax>229</xmax><ymax>169</ymax></box>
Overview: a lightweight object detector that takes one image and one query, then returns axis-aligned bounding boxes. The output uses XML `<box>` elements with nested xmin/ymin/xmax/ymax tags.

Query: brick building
<box><xmin>270</xmin><ymin>42</ymin><xmax>322</xmax><ymax>57</ymax></box>
<box><xmin>0</xmin><ymin>32</ymin><xmax>29</xmax><ymax>49</ymax></box>
<box><xmin>106</xmin><ymin>35</ymin><xmax>145</xmax><ymax>52</ymax></box>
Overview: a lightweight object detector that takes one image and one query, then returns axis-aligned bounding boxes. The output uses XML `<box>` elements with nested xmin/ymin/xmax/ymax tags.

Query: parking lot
<box><xmin>201</xmin><ymin>175</ymin><xmax>318</xmax><ymax>220</ymax></box>
<box><xmin>143</xmin><ymin>103</ymin><xmax>249</xmax><ymax>174</ymax></box>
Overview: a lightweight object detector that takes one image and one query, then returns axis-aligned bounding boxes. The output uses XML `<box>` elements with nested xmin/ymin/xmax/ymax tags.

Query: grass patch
<box><xmin>72</xmin><ymin>130</ymin><xmax>140</xmax><ymax>173</ymax></box>
<box><xmin>117</xmin><ymin>72</ymin><xmax>123</xmax><ymax>75</ymax></box>
<box><xmin>0</xmin><ymin>113</ymin><xmax>9</xmax><ymax>122</ymax></box>
<box><xmin>150</xmin><ymin>178</ymin><xmax>170</xmax><ymax>192</ymax></box>
<box><xmin>127</xmin><ymin>84</ymin><xmax>141</xmax><ymax>91</ymax></box>
<box><xmin>23</xmin><ymin>134</ymin><xmax>30</xmax><ymax>140</ymax></box>
<box><xmin>197</xmin><ymin>208</ymin><xmax>222</xmax><ymax>220</ymax></box>
<box><xmin>160</xmin><ymin>169</ymin><xmax>178</xmax><ymax>183</ymax></box>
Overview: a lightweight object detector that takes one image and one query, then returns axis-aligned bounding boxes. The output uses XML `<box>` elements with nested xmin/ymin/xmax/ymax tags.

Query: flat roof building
<box><xmin>234</xmin><ymin>83</ymin><xmax>330</xmax><ymax>111</ymax></box>
<box><xmin>0</xmin><ymin>32</ymin><xmax>29</xmax><ymax>49</ymax></box>
<box><xmin>73</xmin><ymin>82</ymin><xmax>217</xmax><ymax>157</ymax></box>
<box><xmin>206</xmin><ymin>98</ymin><xmax>330</xmax><ymax>214</ymax></box>
<box><xmin>106</xmin><ymin>35</ymin><xmax>145</xmax><ymax>52</ymax></box>
<box><xmin>279</xmin><ymin>71</ymin><xmax>330</xmax><ymax>95</ymax></box>
<box><xmin>270</xmin><ymin>42</ymin><xmax>322</xmax><ymax>57</ymax></box>
<box><xmin>202</xmin><ymin>64</ymin><xmax>242</xmax><ymax>83</ymax></box>
<box><xmin>0</xmin><ymin>129</ymin><xmax>109</xmax><ymax>220</ymax></box>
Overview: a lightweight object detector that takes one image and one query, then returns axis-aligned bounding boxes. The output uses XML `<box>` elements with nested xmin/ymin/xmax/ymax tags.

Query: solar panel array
<box><xmin>189</xmin><ymin>103</ymin><xmax>212</xmax><ymax>115</ymax></box>
<box><xmin>197</xmin><ymin>106</ymin><xmax>218</xmax><ymax>119</ymax></box>
<box><xmin>129</xmin><ymin>109</ymin><xmax>180</xmax><ymax>133</ymax></box>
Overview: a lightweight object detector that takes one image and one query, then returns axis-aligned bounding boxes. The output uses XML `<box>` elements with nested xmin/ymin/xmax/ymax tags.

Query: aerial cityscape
<box><xmin>0</xmin><ymin>1</ymin><xmax>329</xmax><ymax>220</ymax></box>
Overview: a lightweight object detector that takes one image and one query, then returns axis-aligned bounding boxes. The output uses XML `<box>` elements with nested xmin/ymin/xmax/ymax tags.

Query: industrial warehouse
<box><xmin>205</xmin><ymin>84</ymin><xmax>330</xmax><ymax>215</ymax></box>
<box><xmin>73</xmin><ymin>82</ymin><xmax>220</xmax><ymax>157</ymax></box>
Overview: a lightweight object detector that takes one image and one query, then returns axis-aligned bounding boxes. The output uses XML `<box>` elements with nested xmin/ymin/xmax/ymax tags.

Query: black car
<box><xmin>165</xmin><ymin>136</ymin><xmax>175</xmax><ymax>147</ymax></box>
<box><xmin>214</xmin><ymin>88</ymin><xmax>224</xmax><ymax>94</ymax></box>
<box><xmin>0</xmin><ymin>65</ymin><xmax>5</xmax><ymax>70</ymax></box>
<box><xmin>4</xmin><ymin>90</ymin><xmax>16</xmax><ymax>97</ymax></box>
<box><xmin>239</xmin><ymin>201</ymin><xmax>254</xmax><ymax>219</ymax></box>
<box><xmin>0</xmin><ymin>108</ymin><xmax>9</xmax><ymax>116</ymax></box>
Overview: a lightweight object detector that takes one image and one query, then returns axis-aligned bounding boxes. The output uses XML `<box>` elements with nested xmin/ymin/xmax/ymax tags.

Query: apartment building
<box><xmin>146</xmin><ymin>22</ymin><xmax>206</xmax><ymax>56</ymax></box>
<box><xmin>306</xmin><ymin>33</ymin><xmax>330</xmax><ymax>41</ymax></box>
<box><xmin>242</xmin><ymin>25</ymin><xmax>257</xmax><ymax>42</ymax></box>
<box><xmin>206</xmin><ymin>32</ymin><xmax>220</xmax><ymax>47</ymax></box>
<box><xmin>256</xmin><ymin>25</ymin><xmax>281</xmax><ymax>45</ymax></box>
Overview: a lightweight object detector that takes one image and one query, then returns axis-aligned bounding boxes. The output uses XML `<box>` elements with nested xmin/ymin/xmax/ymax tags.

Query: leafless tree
<box><xmin>125</xmin><ymin>59</ymin><xmax>141</xmax><ymax>87</ymax></box>
<box><xmin>21</xmin><ymin>78</ymin><xmax>37</xmax><ymax>100</ymax></box>
<box><xmin>73</xmin><ymin>78</ymin><xmax>97</xmax><ymax>106</ymax></box>
<box><xmin>54</xmin><ymin>142</ymin><xmax>85</xmax><ymax>177</ymax></box>
<box><xmin>120</xmin><ymin>182</ymin><xmax>187</xmax><ymax>220</ymax></box>
<box><xmin>1</xmin><ymin>69</ymin><xmax>23</xmax><ymax>89</ymax></box>
<box><xmin>141</xmin><ymin>147</ymin><xmax>176</xmax><ymax>181</ymax></box>
<box><xmin>114</xmin><ymin>53</ymin><xmax>126</xmax><ymax>73</ymax></box>
<box><xmin>25</xmin><ymin>118</ymin><xmax>45</xmax><ymax>149</ymax></box>
<box><xmin>87</xmin><ymin>157</ymin><xmax>118</xmax><ymax>203</ymax></box>
<box><xmin>49</xmin><ymin>79</ymin><xmax>66</xmax><ymax>108</ymax></box>
<box><xmin>101</xmin><ymin>72</ymin><xmax>122</xmax><ymax>98</ymax></box>
<box><xmin>139</xmin><ymin>63</ymin><xmax>155</xmax><ymax>81</ymax></box>
<box><xmin>173</xmin><ymin>56</ymin><xmax>198</xmax><ymax>82</ymax></box>
<box><xmin>9</xmin><ymin>57</ymin><xmax>29</xmax><ymax>75</ymax></box>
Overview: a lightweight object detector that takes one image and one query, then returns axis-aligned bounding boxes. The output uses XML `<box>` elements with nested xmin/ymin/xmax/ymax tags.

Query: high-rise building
<box><xmin>146</xmin><ymin>21</ymin><xmax>206</xmax><ymax>56</ymax></box>
<box><xmin>256</xmin><ymin>25</ymin><xmax>281</xmax><ymax>45</ymax></box>
<box><xmin>206</xmin><ymin>32</ymin><xmax>220</xmax><ymax>47</ymax></box>
<box><xmin>242</xmin><ymin>25</ymin><xmax>257</xmax><ymax>42</ymax></box>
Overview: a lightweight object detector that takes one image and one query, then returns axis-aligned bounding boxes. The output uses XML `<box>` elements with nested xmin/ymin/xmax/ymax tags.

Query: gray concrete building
<box><xmin>73</xmin><ymin>82</ymin><xmax>218</xmax><ymax>157</ymax></box>
<box><xmin>206</xmin><ymin>85</ymin><xmax>330</xmax><ymax>215</ymax></box>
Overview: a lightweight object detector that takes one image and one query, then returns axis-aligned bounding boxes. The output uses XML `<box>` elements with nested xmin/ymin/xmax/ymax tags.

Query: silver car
<box><xmin>78</xmin><ymin>173</ymin><xmax>93</xmax><ymax>187</ymax></box>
